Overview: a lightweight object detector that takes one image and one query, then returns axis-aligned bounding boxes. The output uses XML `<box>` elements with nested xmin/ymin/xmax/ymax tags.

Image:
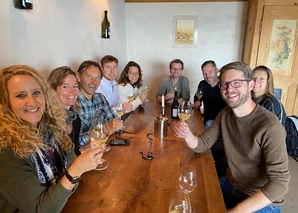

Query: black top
<box><xmin>194</xmin><ymin>80</ymin><xmax>227</xmax><ymax>122</ymax></box>
<box><xmin>69</xmin><ymin>114</ymin><xmax>82</xmax><ymax>156</ymax></box>
<box><xmin>254</xmin><ymin>95</ymin><xmax>287</xmax><ymax>127</ymax></box>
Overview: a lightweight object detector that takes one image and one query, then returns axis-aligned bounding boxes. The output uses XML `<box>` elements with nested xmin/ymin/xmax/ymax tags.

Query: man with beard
<box><xmin>174</xmin><ymin>62</ymin><xmax>289</xmax><ymax>213</ymax></box>
<box><xmin>76</xmin><ymin>60</ymin><xmax>122</xmax><ymax>146</ymax></box>
<box><xmin>156</xmin><ymin>59</ymin><xmax>190</xmax><ymax>104</ymax></box>
<box><xmin>194</xmin><ymin>60</ymin><xmax>227</xmax><ymax>129</ymax></box>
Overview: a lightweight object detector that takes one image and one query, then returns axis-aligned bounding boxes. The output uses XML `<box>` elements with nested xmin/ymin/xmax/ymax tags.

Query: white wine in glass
<box><xmin>90</xmin><ymin>117</ymin><xmax>110</xmax><ymax>170</ymax></box>
<box><xmin>178</xmin><ymin>112</ymin><xmax>191</xmax><ymax>121</ymax></box>
<box><xmin>174</xmin><ymin>101</ymin><xmax>193</xmax><ymax>138</ymax></box>
<box><xmin>196</xmin><ymin>88</ymin><xmax>203</xmax><ymax>100</ymax></box>
<box><xmin>143</xmin><ymin>86</ymin><xmax>149</xmax><ymax>102</ymax></box>
<box><xmin>116</xmin><ymin>109</ymin><xmax>125</xmax><ymax>117</ymax></box>
<box><xmin>128</xmin><ymin>95</ymin><xmax>135</xmax><ymax>102</ymax></box>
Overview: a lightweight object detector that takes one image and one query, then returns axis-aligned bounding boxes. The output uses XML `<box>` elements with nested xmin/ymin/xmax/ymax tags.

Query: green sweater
<box><xmin>0</xmin><ymin>146</ymin><xmax>77</xmax><ymax>213</ymax></box>
<box><xmin>194</xmin><ymin>105</ymin><xmax>290</xmax><ymax>205</ymax></box>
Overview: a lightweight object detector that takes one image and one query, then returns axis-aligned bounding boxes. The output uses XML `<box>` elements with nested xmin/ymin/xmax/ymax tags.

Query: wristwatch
<box><xmin>65</xmin><ymin>170</ymin><xmax>81</xmax><ymax>184</ymax></box>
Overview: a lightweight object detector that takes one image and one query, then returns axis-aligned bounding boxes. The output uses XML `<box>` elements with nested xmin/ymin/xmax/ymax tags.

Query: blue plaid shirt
<box><xmin>77</xmin><ymin>92</ymin><xmax>118</xmax><ymax>146</ymax></box>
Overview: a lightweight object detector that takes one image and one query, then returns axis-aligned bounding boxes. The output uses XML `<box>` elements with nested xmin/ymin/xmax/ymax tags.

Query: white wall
<box><xmin>125</xmin><ymin>2</ymin><xmax>248</xmax><ymax>101</ymax></box>
<box><xmin>0</xmin><ymin>0</ymin><xmax>127</xmax><ymax>76</ymax></box>
<box><xmin>0</xmin><ymin>1</ymin><xmax>247</xmax><ymax>101</ymax></box>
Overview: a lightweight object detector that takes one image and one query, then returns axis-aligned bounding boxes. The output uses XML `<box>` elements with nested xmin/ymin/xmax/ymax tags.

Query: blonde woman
<box><xmin>0</xmin><ymin>65</ymin><xmax>103</xmax><ymax>212</ymax></box>
<box><xmin>252</xmin><ymin>65</ymin><xmax>286</xmax><ymax>126</ymax></box>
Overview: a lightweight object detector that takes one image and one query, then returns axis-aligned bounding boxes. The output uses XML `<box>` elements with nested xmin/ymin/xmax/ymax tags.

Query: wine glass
<box><xmin>89</xmin><ymin>117</ymin><xmax>110</xmax><ymax>170</ymax></box>
<box><xmin>115</xmin><ymin>104</ymin><xmax>125</xmax><ymax>130</ymax></box>
<box><xmin>179</xmin><ymin>165</ymin><xmax>197</xmax><ymax>213</ymax></box>
<box><xmin>174</xmin><ymin>101</ymin><xmax>193</xmax><ymax>138</ymax></box>
<box><xmin>179</xmin><ymin>165</ymin><xmax>197</xmax><ymax>194</ymax></box>
<box><xmin>127</xmin><ymin>92</ymin><xmax>135</xmax><ymax>102</ymax></box>
<box><xmin>168</xmin><ymin>190</ymin><xmax>191</xmax><ymax>213</ymax></box>
<box><xmin>143</xmin><ymin>86</ymin><xmax>149</xmax><ymax>102</ymax></box>
<box><xmin>195</xmin><ymin>88</ymin><xmax>203</xmax><ymax>101</ymax></box>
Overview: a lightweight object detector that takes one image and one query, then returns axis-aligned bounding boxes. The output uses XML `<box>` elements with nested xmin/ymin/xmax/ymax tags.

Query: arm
<box><xmin>156</xmin><ymin>77</ymin><xmax>168</xmax><ymax>102</ymax></box>
<box><xmin>118</xmin><ymin>85</ymin><xmax>142</xmax><ymax>112</ymax></box>
<box><xmin>180</xmin><ymin>76</ymin><xmax>190</xmax><ymax>102</ymax></box>
<box><xmin>228</xmin><ymin>190</ymin><xmax>271</xmax><ymax>213</ymax></box>
<box><xmin>0</xmin><ymin>147</ymin><xmax>102</xmax><ymax>213</ymax></box>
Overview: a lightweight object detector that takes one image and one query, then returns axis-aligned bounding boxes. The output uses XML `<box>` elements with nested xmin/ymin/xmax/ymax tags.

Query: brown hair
<box><xmin>117</xmin><ymin>61</ymin><xmax>143</xmax><ymax>88</ymax></box>
<box><xmin>47</xmin><ymin>66</ymin><xmax>80</xmax><ymax>111</ymax></box>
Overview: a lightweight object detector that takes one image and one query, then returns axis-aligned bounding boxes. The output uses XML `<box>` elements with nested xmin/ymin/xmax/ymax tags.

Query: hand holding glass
<box><xmin>89</xmin><ymin>117</ymin><xmax>110</xmax><ymax>170</ymax></box>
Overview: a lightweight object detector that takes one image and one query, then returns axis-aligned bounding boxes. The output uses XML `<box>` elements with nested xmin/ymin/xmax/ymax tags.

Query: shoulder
<box><xmin>180</xmin><ymin>75</ymin><xmax>189</xmax><ymax>81</ymax></box>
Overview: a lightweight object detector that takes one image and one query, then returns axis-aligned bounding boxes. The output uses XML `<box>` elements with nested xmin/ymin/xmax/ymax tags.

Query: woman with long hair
<box><xmin>0</xmin><ymin>65</ymin><xmax>103</xmax><ymax>212</ymax></box>
<box><xmin>47</xmin><ymin>66</ymin><xmax>98</xmax><ymax>156</ymax></box>
<box><xmin>252</xmin><ymin>65</ymin><xmax>286</xmax><ymax>126</ymax></box>
<box><xmin>117</xmin><ymin>61</ymin><xmax>147</xmax><ymax>112</ymax></box>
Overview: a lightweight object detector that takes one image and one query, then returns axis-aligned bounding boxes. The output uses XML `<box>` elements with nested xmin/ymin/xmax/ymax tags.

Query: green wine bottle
<box><xmin>101</xmin><ymin>10</ymin><xmax>110</xmax><ymax>39</ymax></box>
<box><xmin>14</xmin><ymin>0</ymin><xmax>33</xmax><ymax>9</ymax></box>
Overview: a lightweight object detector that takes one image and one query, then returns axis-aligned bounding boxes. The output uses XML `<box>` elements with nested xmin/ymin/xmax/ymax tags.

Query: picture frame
<box><xmin>172</xmin><ymin>15</ymin><xmax>198</xmax><ymax>48</ymax></box>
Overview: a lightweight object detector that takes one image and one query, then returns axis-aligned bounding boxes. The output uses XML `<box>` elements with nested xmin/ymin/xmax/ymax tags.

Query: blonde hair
<box><xmin>0</xmin><ymin>65</ymin><xmax>73</xmax><ymax>157</ymax></box>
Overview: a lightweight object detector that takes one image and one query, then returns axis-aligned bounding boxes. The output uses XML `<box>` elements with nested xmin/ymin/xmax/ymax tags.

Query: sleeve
<box><xmin>0</xmin><ymin>147</ymin><xmax>76</xmax><ymax>213</ymax></box>
<box><xmin>97</xmin><ymin>93</ymin><xmax>118</xmax><ymax>122</ymax></box>
<box><xmin>156</xmin><ymin>77</ymin><xmax>168</xmax><ymax>97</ymax></box>
<box><xmin>180</xmin><ymin>76</ymin><xmax>190</xmax><ymax>101</ymax></box>
<box><xmin>192</xmin><ymin>112</ymin><xmax>222</xmax><ymax>153</ymax></box>
<box><xmin>259</xmin><ymin>124</ymin><xmax>289</xmax><ymax>203</ymax></box>
<box><xmin>260</xmin><ymin>97</ymin><xmax>287</xmax><ymax>126</ymax></box>
<box><xmin>118</xmin><ymin>85</ymin><xmax>142</xmax><ymax>112</ymax></box>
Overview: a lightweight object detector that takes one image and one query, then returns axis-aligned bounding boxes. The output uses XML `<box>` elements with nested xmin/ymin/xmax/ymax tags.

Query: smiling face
<box><xmin>252</xmin><ymin>70</ymin><xmax>268</xmax><ymax>97</ymax></box>
<box><xmin>55</xmin><ymin>74</ymin><xmax>79</xmax><ymax>109</ymax></box>
<box><xmin>77</xmin><ymin>65</ymin><xmax>101</xmax><ymax>100</ymax></box>
<box><xmin>170</xmin><ymin>62</ymin><xmax>183</xmax><ymax>79</ymax></box>
<box><xmin>220</xmin><ymin>69</ymin><xmax>252</xmax><ymax>109</ymax></box>
<box><xmin>127</xmin><ymin>66</ymin><xmax>140</xmax><ymax>84</ymax></box>
<box><xmin>202</xmin><ymin>63</ymin><xmax>219</xmax><ymax>87</ymax></box>
<box><xmin>102</xmin><ymin>61</ymin><xmax>118</xmax><ymax>82</ymax></box>
<box><xmin>8</xmin><ymin>75</ymin><xmax>45</xmax><ymax>127</ymax></box>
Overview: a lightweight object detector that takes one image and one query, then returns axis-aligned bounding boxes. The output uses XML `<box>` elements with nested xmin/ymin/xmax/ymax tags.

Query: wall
<box><xmin>0</xmin><ymin>0</ymin><xmax>127</xmax><ymax>76</ymax></box>
<box><xmin>125</xmin><ymin>2</ymin><xmax>248</xmax><ymax>100</ymax></box>
<box><xmin>0</xmin><ymin>1</ymin><xmax>248</xmax><ymax>101</ymax></box>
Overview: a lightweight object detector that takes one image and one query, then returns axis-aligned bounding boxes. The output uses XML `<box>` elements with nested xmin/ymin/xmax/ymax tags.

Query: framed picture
<box><xmin>172</xmin><ymin>15</ymin><xmax>198</xmax><ymax>48</ymax></box>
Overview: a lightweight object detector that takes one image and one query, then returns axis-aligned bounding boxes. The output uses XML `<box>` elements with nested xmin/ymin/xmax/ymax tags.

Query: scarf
<box><xmin>65</xmin><ymin>106</ymin><xmax>77</xmax><ymax>125</ymax></box>
<box><xmin>30</xmin><ymin>128</ymin><xmax>68</xmax><ymax>186</ymax></box>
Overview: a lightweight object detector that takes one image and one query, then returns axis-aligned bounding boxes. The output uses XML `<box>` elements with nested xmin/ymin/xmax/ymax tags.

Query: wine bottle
<box><xmin>101</xmin><ymin>10</ymin><xmax>110</xmax><ymax>38</ymax></box>
<box><xmin>171</xmin><ymin>91</ymin><xmax>179</xmax><ymax>118</ymax></box>
<box><xmin>14</xmin><ymin>0</ymin><xmax>33</xmax><ymax>10</ymax></box>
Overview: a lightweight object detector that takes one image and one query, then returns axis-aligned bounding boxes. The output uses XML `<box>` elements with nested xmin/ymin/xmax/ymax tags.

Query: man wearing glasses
<box><xmin>156</xmin><ymin>59</ymin><xmax>190</xmax><ymax>104</ymax></box>
<box><xmin>175</xmin><ymin>62</ymin><xmax>289</xmax><ymax>213</ymax></box>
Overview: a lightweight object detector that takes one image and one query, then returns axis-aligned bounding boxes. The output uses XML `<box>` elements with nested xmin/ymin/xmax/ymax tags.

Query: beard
<box><xmin>223</xmin><ymin>89</ymin><xmax>250</xmax><ymax>109</ymax></box>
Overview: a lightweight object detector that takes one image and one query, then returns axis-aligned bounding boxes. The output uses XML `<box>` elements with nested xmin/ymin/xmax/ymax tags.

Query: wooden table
<box><xmin>62</xmin><ymin>102</ymin><xmax>226</xmax><ymax>213</ymax></box>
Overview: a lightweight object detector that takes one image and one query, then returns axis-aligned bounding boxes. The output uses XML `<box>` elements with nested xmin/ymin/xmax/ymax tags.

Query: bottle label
<box><xmin>172</xmin><ymin>108</ymin><xmax>178</xmax><ymax>117</ymax></box>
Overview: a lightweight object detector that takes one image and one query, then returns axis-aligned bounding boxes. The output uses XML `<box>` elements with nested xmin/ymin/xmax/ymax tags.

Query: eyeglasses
<box><xmin>220</xmin><ymin>79</ymin><xmax>251</xmax><ymax>90</ymax></box>
<box><xmin>171</xmin><ymin>68</ymin><xmax>182</xmax><ymax>71</ymax></box>
<box><xmin>128</xmin><ymin>71</ymin><xmax>139</xmax><ymax>75</ymax></box>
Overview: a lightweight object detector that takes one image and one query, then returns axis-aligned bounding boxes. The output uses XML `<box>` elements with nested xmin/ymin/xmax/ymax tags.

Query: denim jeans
<box><xmin>219</xmin><ymin>177</ymin><xmax>281</xmax><ymax>213</ymax></box>
<box><xmin>204</xmin><ymin>119</ymin><xmax>213</xmax><ymax>129</ymax></box>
